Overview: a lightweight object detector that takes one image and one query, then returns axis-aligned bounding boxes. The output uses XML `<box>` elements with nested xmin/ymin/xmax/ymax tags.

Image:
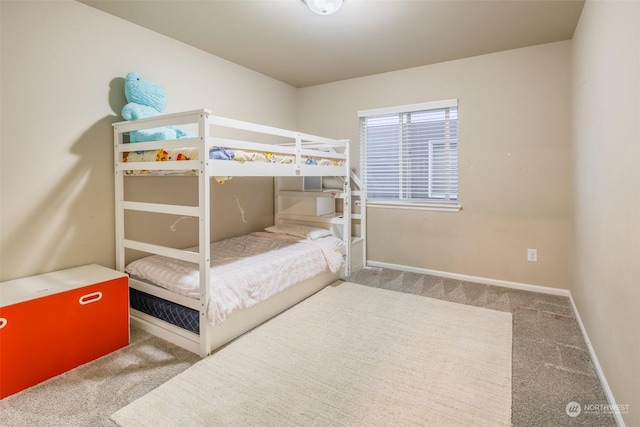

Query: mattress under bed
<box><xmin>129</xmin><ymin>287</ymin><xmax>200</xmax><ymax>334</ymax></box>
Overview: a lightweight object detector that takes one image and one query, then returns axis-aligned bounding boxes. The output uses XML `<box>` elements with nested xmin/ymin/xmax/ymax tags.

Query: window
<box><xmin>359</xmin><ymin>100</ymin><xmax>459</xmax><ymax>209</ymax></box>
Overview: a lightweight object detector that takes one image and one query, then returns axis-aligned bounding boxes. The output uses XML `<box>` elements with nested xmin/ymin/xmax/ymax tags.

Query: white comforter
<box><xmin>125</xmin><ymin>232</ymin><xmax>344</xmax><ymax>325</ymax></box>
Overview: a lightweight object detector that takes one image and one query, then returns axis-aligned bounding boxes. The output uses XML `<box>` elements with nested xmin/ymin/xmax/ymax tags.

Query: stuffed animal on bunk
<box><xmin>121</xmin><ymin>71</ymin><xmax>193</xmax><ymax>142</ymax></box>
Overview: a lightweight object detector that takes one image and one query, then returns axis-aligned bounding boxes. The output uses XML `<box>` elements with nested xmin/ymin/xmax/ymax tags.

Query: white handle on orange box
<box><xmin>78</xmin><ymin>292</ymin><xmax>102</xmax><ymax>305</ymax></box>
<box><xmin>0</xmin><ymin>318</ymin><xmax>7</xmax><ymax>329</ymax></box>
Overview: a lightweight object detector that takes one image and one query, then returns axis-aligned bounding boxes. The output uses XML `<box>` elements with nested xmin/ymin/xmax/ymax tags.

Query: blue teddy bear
<box><xmin>122</xmin><ymin>72</ymin><xmax>193</xmax><ymax>142</ymax></box>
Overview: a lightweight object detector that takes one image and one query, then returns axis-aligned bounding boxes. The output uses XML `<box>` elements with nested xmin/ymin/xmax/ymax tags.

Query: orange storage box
<box><xmin>0</xmin><ymin>264</ymin><xmax>129</xmax><ymax>399</ymax></box>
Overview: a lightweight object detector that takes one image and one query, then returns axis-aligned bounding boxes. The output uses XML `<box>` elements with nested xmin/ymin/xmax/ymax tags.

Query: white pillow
<box><xmin>323</xmin><ymin>236</ymin><xmax>346</xmax><ymax>248</ymax></box>
<box><xmin>265</xmin><ymin>224</ymin><xmax>332</xmax><ymax>240</ymax></box>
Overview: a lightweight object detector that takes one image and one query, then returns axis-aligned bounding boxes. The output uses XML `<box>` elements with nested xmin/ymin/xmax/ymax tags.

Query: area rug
<box><xmin>112</xmin><ymin>282</ymin><xmax>512</xmax><ymax>426</ymax></box>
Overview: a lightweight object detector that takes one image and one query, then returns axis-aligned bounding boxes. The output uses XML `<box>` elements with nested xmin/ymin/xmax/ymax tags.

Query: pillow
<box><xmin>265</xmin><ymin>224</ymin><xmax>332</xmax><ymax>240</ymax></box>
<box><xmin>322</xmin><ymin>236</ymin><xmax>346</xmax><ymax>248</ymax></box>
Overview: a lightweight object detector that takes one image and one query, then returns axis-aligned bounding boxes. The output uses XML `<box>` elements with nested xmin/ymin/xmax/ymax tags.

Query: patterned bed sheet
<box><xmin>125</xmin><ymin>231</ymin><xmax>344</xmax><ymax>326</ymax></box>
<box><xmin>123</xmin><ymin>146</ymin><xmax>344</xmax><ymax>180</ymax></box>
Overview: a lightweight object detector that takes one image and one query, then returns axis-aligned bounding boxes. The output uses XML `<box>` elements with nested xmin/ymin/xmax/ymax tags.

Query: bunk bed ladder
<box><xmin>114</xmin><ymin>112</ymin><xmax>213</xmax><ymax>358</ymax></box>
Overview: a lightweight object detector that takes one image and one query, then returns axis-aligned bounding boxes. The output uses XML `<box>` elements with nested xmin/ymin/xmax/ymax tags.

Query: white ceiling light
<box><xmin>303</xmin><ymin>0</ymin><xmax>343</xmax><ymax>15</ymax></box>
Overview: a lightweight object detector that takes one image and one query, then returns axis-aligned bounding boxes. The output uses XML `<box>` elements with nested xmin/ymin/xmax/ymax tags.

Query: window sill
<box><xmin>366</xmin><ymin>201</ymin><xmax>462</xmax><ymax>213</ymax></box>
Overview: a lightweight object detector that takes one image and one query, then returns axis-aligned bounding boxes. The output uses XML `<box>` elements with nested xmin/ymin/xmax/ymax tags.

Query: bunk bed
<box><xmin>113</xmin><ymin>109</ymin><xmax>365</xmax><ymax>357</ymax></box>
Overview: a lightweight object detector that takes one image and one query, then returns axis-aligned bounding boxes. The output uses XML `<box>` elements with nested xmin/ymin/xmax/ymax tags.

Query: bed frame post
<box><xmin>294</xmin><ymin>133</ymin><xmax>302</xmax><ymax>174</ymax></box>
<box><xmin>198</xmin><ymin>112</ymin><xmax>212</xmax><ymax>357</ymax></box>
<box><xmin>352</xmin><ymin>170</ymin><xmax>366</xmax><ymax>269</ymax></box>
<box><xmin>343</xmin><ymin>140</ymin><xmax>352</xmax><ymax>277</ymax></box>
<box><xmin>114</xmin><ymin>126</ymin><xmax>125</xmax><ymax>273</ymax></box>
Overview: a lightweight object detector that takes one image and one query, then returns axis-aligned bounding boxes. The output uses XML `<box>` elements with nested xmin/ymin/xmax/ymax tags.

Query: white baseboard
<box><xmin>568</xmin><ymin>295</ymin><xmax>626</xmax><ymax>427</ymax></box>
<box><xmin>365</xmin><ymin>260</ymin><xmax>625</xmax><ymax>427</ymax></box>
<box><xmin>366</xmin><ymin>261</ymin><xmax>570</xmax><ymax>296</ymax></box>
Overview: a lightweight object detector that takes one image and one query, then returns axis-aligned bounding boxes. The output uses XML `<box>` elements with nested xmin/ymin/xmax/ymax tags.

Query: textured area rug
<box><xmin>112</xmin><ymin>282</ymin><xmax>512</xmax><ymax>426</ymax></box>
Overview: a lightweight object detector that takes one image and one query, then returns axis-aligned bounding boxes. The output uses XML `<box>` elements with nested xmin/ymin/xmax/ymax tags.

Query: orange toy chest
<box><xmin>0</xmin><ymin>264</ymin><xmax>129</xmax><ymax>399</ymax></box>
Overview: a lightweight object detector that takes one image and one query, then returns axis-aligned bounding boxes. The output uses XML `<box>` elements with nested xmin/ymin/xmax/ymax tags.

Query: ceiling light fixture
<box><xmin>303</xmin><ymin>0</ymin><xmax>343</xmax><ymax>15</ymax></box>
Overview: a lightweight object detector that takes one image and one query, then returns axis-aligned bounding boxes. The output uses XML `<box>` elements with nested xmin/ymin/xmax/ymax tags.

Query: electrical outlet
<box><xmin>527</xmin><ymin>249</ymin><xmax>538</xmax><ymax>263</ymax></box>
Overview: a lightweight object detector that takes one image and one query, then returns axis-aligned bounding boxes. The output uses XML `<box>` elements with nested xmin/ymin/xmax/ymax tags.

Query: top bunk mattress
<box><xmin>122</xmin><ymin>146</ymin><xmax>345</xmax><ymax>178</ymax></box>
<box><xmin>125</xmin><ymin>231</ymin><xmax>344</xmax><ymax>326</ymax></box>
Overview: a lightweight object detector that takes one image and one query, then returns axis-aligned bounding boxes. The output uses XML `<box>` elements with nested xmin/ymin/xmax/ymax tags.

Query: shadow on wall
<box><xmin>0</xmin><ymin>78</ymin><xmax>127</xmax><ymax>281</ymax></box>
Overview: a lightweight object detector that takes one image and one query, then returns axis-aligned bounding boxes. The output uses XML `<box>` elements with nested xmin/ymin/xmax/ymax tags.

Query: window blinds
<box><xmin>359</xmin><ymin>100</ymin><xmax>458</xmax><ymax>205</ymax></box>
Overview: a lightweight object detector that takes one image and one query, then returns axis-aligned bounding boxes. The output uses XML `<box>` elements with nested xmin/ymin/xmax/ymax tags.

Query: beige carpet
<box><xmin>112</xmin><ymin>282</ymin><xmax>512</xmax><ymax>427</ymax></box>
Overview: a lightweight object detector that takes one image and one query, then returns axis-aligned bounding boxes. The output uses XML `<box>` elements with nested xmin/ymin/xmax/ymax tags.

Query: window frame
<box><xmin>358</xmin><ymin>99</ymin><xmax>461</xmax><ymax>212</ymax></box>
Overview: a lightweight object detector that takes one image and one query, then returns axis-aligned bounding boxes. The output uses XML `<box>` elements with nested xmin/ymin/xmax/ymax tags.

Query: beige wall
<box><xmin>0</xmin><ymin>1</ymin><xmax>297</xmax><ymax>281</ymax></box>
<box><xmin>571</xmin><ymin>1</ymin><xmax>640</xmax><ymax>425</ymax></box>
<box><xmin>298</xmin><ymin>42</ymin><xmax>572</xmax><ymax>289</ymax></box>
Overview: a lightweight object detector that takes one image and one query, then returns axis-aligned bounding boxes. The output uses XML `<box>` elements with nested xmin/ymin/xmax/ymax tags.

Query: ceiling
<box><xmin>81</xmin><ymin>0</ymin><xmax>585</xmax><ymax>88</ymax></box>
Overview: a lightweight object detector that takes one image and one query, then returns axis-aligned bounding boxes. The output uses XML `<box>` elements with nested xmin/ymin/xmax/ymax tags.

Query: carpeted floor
<box><xmin>112</xmin><ymin>282</ymin><xmax>512</xmax><ymax>426</ymax></box>
<box><xmin>0</xmin><ymin>267</ymin><xmax>618</xmax><ymax>426</ymax></box>
<box><xmin>0</xmin><ymin>326</ymin><xmax>200</xmax><ymax>427</ymax></box>
<box><xmin>346</xmin><ymin>267</ymin><xmax>617</xmax><ymax>427</ymax></box>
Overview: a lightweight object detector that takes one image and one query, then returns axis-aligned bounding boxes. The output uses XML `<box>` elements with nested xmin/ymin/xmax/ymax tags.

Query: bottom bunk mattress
<box><xmin>125</xmin><ymin>230</ymin><xmax>344</xmax><ymax>328</ymax></box>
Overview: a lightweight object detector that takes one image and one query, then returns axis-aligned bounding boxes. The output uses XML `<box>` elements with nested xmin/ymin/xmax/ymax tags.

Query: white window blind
<box><xmin>359</xmin><ymin>100</ymin><xmax>458</xmax><ymax>206</ymax></box>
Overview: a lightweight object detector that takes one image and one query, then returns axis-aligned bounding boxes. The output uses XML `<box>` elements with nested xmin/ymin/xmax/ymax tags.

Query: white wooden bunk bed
<box><xmin>113</xmin><ymin>109</ymin><xmax>365</xmax><ymax>357</ymax></box>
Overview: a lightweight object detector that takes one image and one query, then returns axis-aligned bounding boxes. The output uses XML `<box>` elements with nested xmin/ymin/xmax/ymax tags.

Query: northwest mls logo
<box><xmin>566</xmin><ymin>401</ymin><xmax>582</xmax><ymax>418</ymax></box>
